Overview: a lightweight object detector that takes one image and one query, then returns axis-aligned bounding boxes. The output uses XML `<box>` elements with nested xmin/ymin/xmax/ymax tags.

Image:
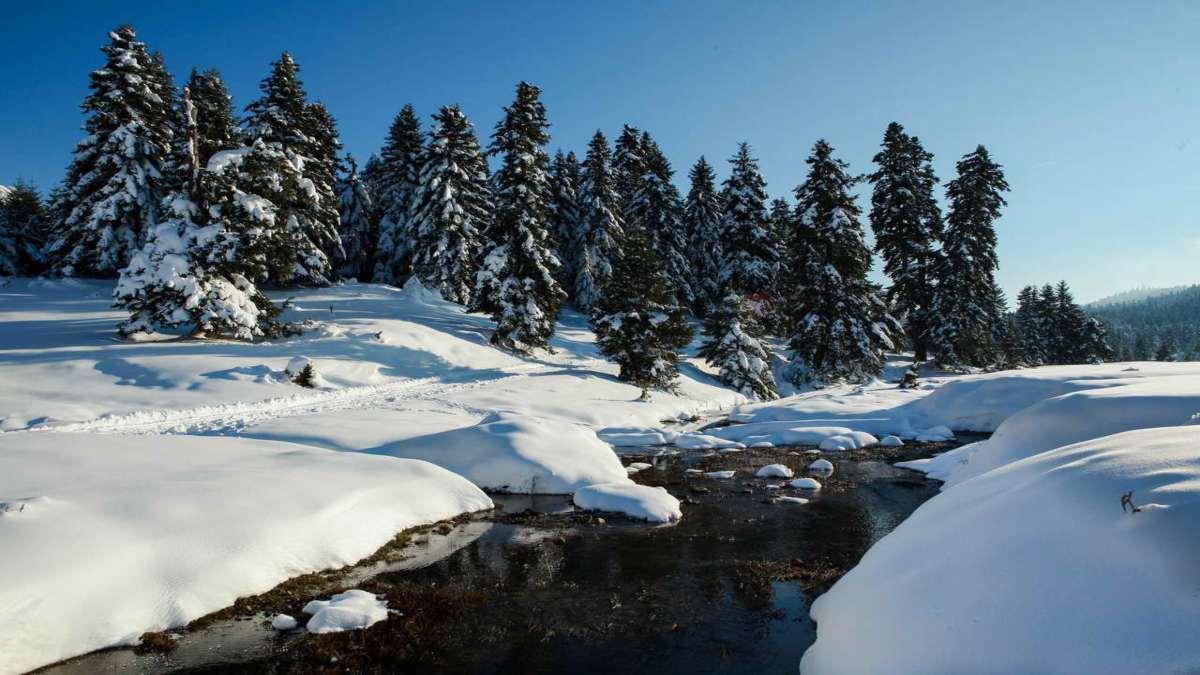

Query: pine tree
<box><xmin>699</xmin><ymin>288</ymin><xmax>778</xmax><ymax>400</ymax></box>
<box><xmin>188</xmin><ymin>69</ymin><xmax>241</xmax><ymax>164</ymax></box>
<box><xmin>786</xmin><ymin>140</ymin><xmax>900</xmax><ymax>383</ymax></box>
<box><xmin>682</xmin><ymin>156</ymin><xmax>724</xmax><ymax>316</ymax></box>
<box><xmin>869</xmin><ymin>123</ymin><xmax>943</xmax><ymax>359</ymax></box>
<box><xmin>613</xmin><ymin>124</ymin><xmax>644</xmax><ymax>215</ymax></box>
<box><xmin>47</xmin><ymin>26</ymin><xmax>174</xmax><ymax>277</ymax></box>
<box><xmin>406</xmin><ymin>105</ymin><xmax>492</xmax><ymax>304</ymax></box>
<box><xmin>303</xmin><ymin>102</ymin><xmax>345</xmax><ymax>274</ymax></box>
<box><xmin>475</xmin><ymin>82</ymin><xmax>566</xmax><ymax>353</ymax></box>
<box><xmin>372</xmin><ymin>105</ymin><xmax>425</xmax><ymax>284</ymax></box>
<box><xmin>625</xmin><ymin>132</ymin><xmax>693</xmax><ymax>307</ymax></box>
<box><xmin>719</xmin><ymin>143</ymin><xmax>776</xmax><ymax>298</ymax></box>
<box><xmin>242</xmin><ymin>53</ymin><xmax>340</xmax><ymax>286</ymax></box>
<box><xmin>548</xmin><ymin>150</ymin><xmax>584</xmax><ymax>299</ymax></box>
<box><xmin>1053</xmin><ymin>280</ymin><xmax>1088</xmax><ymax>363</ymax></box>
<box><xmin>591</xmin><ymin>225</ymin><xmax>693</xmax><ymax>396</ymax></box>
<box><xmin>763</xmin><ymin>197</ymin><xmax>793</xmax><ymax>332</ymax></box>
<box><xmin>337</xmin><ymin>155</ymin><xmax>377</xmax><ymax>281</ymax></box>
<box><xmin>1015</xmin><ymin>285</ymin><xmax>1046</xmax><ymax>365</ymax></box>
<box><xmin>574</xmin><ymin>131</ymin><xmax>624</xmax><ymax>312</ymax></box>
<box><xmin>0</xmin><ymin>181</ymin><xmax>48</xmax><ymax>276</ymax></box>
<box><xmin>926</xmin><ymin>145</ymin><xmax>1009</xmax><ymax>367</ymax></box>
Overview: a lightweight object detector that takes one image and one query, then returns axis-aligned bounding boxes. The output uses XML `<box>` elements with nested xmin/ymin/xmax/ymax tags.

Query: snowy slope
<box><xmin>0</xmin><ymin>432</ymin><xmax>491</xmax><ymax>675</ymax></box>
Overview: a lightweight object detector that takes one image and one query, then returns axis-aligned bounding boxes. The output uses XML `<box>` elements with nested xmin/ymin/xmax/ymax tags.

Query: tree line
<box><xmin>0</xmin><ymin>26</ymin><xmax>1114</xmax><ymax>399</ymax></box>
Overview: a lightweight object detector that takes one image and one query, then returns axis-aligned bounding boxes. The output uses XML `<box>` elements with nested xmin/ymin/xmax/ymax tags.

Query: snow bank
<box><xmin>303</xmin><ymin>589</ymin><xmax>390</xmax><ymax>634</ymax></box>
<box><xmin>0</xmin><ymin>432</ymin><xmax>491</xmax><ymax>675</ymax></box>
<box><xmin>802</xmin><ymin>426</ymin><xmax>1200</xmax><ymax>674</ymax></box>
<box><xmin>904</xmin><ymin>372</ymin><xmax>1200</xmax><ymax>487</ymax></box>
<box><xmin>672</xmin><ymin>431</ymin><xmax>745</xmax><ymax>449</ymax></box>
<box><xmin>818</xmin><ymin>431</ymin><xmax>878</xmax><ymax>451</ymax></box>
<box><xmin>755</xmin><ymin>464</ymin><xmax>794</xmax><ymax>478</ymax></box>
<box><xmin>377</xmin><ymin>411</ymin><xmax>628</xmax><ymax>493</ymax></box>
<box><xmin>573</xmin><ymin>483</ymin><xmax>682</xmax><ymax>523</ymax></box>
<box><xmin>598</xmin><ymin>427</ymin><xmax>679</xmax><ymax>447</ymax></box>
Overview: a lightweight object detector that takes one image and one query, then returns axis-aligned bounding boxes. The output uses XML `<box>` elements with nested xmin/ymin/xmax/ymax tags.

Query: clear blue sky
<box><xmin>1</xmin><ymin>0</ymin><xmax>1197</xmax><ymax>302</ymax></box>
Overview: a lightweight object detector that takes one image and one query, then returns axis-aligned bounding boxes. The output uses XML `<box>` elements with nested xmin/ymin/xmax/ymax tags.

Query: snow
<box><xmin>775</xmin><ymin>495</ymin><xmax>809</xmax><ymax>505</ymax></box>
<box><xmin>672</xmin><ymin>431</ymin><xmax>745</xmax><ymax>449</ymax></box>
<box><xmin>599</xmin><ymin>427</ymin><xmax>679</xmax><ymax>447</ymax></box>
<box><xmin>573</xmin><ymin>483</ymin><xmax>682</xmax><ymax>523</ymax></box>
<box><xmin>807</xmin><ymin>458</ymin><xmax>834</xmax><ymax>473</ymax></box>
<box><xmin>377</xmin><ymin>412</ymin><xmax>627</xmax><ymax>493</ymax></box>
<box><xmin>789</xmin><ymin>477</ymin><xmax>822</xmax><ymax>490</ymax></box>
<box><xmin>271</xmin><ymin>614</ymin><xmax>299</xmax><ymax>631</ymax></box>
<box><xmin>797</xmin><ymin>362</ymin><xmax>1200</xmax><ymax>674</ymax></box>
<box><xmin>0</xmin><ymin>432</ymin><xmax>490</xmax><ymax>675</ymax></box>
<box><xmin>703</xmin><ymin>470</ymin><xmax>736</xmax><ymax>479</ymax></box>
<box><xmin>303</xmin><ymin>589</ymin><xmax>391</xmax><ymax>634</ymax></box>
<box><xmin>879</xmin><ymin>434</ymin><xmax>904</xmax><ymax>447</ymax></box>
<box><xmin>755</xmin><ymin>463</ymin><xmax>794</xmax><ymax>478</ymax></box>
<box><xmin>818</xmin><ymin>431</ymin><xmax>878</xmax><ymax>451</ymax></box>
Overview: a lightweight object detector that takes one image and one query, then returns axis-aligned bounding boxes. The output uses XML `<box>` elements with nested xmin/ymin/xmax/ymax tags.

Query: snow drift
<box><xmin>0</xmin><ymin>432</ymin><xmax>491</xmax><ymax>675</ymax></box>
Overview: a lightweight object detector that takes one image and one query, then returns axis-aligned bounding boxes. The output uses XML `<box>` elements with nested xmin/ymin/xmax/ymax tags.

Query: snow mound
<box><xmin>755</xmin><ymin>464</ymin><xmax>794</xmax><ymax>478</ymax></box>
<box><xmin>704</xmin><ymin>470</ymin><xmax>736</xmax><ymax>479</ymax></box>
<box><xmin>0</xmin><ymin>432</ymin><xmax>490</xmax><ymax>674</ymax></box>
<box><xmin>271</xmin><ymin>614</ymin><xmax>299</xmax><ymax>631</ymax></box>
<box><xmin>573</xmin><ymin>482</ymin><xmax>681</xmax><ymax>523</ymax></box>
<box><xmin>914</xmin><ymin>425</ymin><xmax>953</xmax><ymax>442</ymax></box>
<box><xmin>598</xmin><ymin>427</ymin><xmax>679</xmax><ymax>447</ymax></box>
<box><xmin>808</xmin><ymin>459</ymin><xmax>834</xmax><ymax>473</ymax></box>
<box><xmin>802</xmin><ymin>426</ymin><xmax>1200</xmax><ymax>674</ymax></box>
<box><xmin>673</xmin><ymin>432</ymin><xmax>746</xmax><ymax>449</ymax></box>
<box><xmin>879</xmin><ymin>435</ymin><xmax>904</xmax><ymax>447</ymax></box>
<box><xmin>818</xmin><ymin>431</ymin><xmax>878</xmax><ymax>451</ymax></box>
<box><xmin>775</xmin><ymin>496</ymin><xmax>809</xmax><ymax>505</ymax></box>
<box><xmin>378</xmin><ymin>412</ymin><xmax>627</xmax><ymax>493</ymax></box>
<box><xmin>303</xmin><ymin>589</ymin><xmax>390</xmax><ymax>634</ymax></box>
<box><xmin>790</xmin><ymin>477</ymin><xmax>822</xmax><ymax>490</ymax></box>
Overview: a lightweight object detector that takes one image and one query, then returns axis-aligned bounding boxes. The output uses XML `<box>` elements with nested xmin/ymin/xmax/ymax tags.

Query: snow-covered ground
<box><xmin>0</xmin><ymin>278</ymin><xmax>741</xmax><ymax>673</ymax></box>
<box><xmin>732</xmin><ymin>363</ymin><xmax>1200</xmax><ymax>674</ymax></box>
<box><xmin>4</xmin><ymin>278</ymin><xmax>1199</xmax><ymax>674</ymax></box>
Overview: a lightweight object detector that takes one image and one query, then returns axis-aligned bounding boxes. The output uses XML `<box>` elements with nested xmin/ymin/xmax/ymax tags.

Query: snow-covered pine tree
<box><xmin>1014</xmin><ymin>285</ymin><xmax>1045</xmax><ymax>365</ymax></box>
<box><xmin>699</xmin><ymin>288</ymin><xmax>779</xmax><ymax>400</ymax></box>
<box><xmin>613</xmin><ymin>124</ymin><xmax>645</xmax><ymax>216</ymax></box>
<box><xmin>625</xmin><ymin>132</ymin><xmax>693</xmax><ymax>308</ymax></box>
<box><xmin>303</xmin><ymin>102</ymin><xmax>346</xmax><ymax>274</ymax></box>
<box><xmin>573</xmin><ymin>131</ymin><xmax>624</xmax><ymax>312</ymax></box>
<box><xmin>0</xmin><ymin>182</ymin><xmax>48</xmax><ymax>276</ymax></box>
<box><xmin>406</xmin><ymin>105</ymin><xmax>493</xmax><ymax>305</ymax></box>
<box><xmin>926</xmin><ymin>146</ymin><xmax>1009</xmax><ymax>367</ymax></box>
<box><xmin>763</xmin><ymin>196</ymin><xmax>793</xmax><ymax>333</ymax></box>
<box><xmin>591</xmin><ymin>224</ymin><xmax>693</xmax><ymax>396</ymax></box>
<box><xmin>869</xmin><ymin>123</ymin><xmax>943</xmax><ymax>360</ymax></box>
<box><xmin>371</xmin><ymin>105</ymin><xmax>424</xmax><ymax>284</ymax></box>
<box><xmin>336</xmin><ymin>155</ymin><xmax>377</xmax><ymax>281</ymax></box>
<box><xmin>189</xmin><ymin>69</ymin><xmax>241</xmax><ymax>163</ymax></box>
<box><xmin>474</xmin><ymin>82</ymin><xmax>566</xmax><ymax>353</ymax></box>
<box><xmin>549</xmin><ymin>150</ymin><xmax>584</xmax><ymax>300</ymax></box>
<box><xmin>719</xmin><ymin>143</ymin><xmax>777</xmax><ymax>298</ymax></box>
<box><xmin>47</xmin><ymin>26</ymin><xmax>174</xmax><ymax>277</ymax></box>
<box><xmin>682</xmin><ymin>156</ymin><xmax>724</xmax><ymax>316</ymax></box>
<box><xmin>786</xmin><ymin>140</ymin><xmax>900</xmax><ymax>384</ymax></box>
<box><xmin>241</xmin><ymin>53</ymin><xmax>340</xmax><ymax>286</ymax></box>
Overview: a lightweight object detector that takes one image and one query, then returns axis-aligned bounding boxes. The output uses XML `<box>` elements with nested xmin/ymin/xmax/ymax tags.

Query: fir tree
<box><xmin>626</xmin><ymin>132</ymin><xmax>693</xmax><ymax>307</ymax></box>
<box><xmin>869</xmin><ymin>123</ymin><xmax>943</xmax><ymax>359</ymax></box>
<box><xmin>406</xmin><ymin>105</ymin><xmax>492</xmax><ymax>305</ymax></box>
<box><xmin>0</xmin><ymin>181</ymin><xmax>48</xmax><ymax>276</ymax></box>
<box><xmin>926</xmin><ymin>145</ymin><xmax>1009</xmax><ymax>367</ymax></box>
<box><xmin>699</xmin><ymin>288</ymin><xmax>779</xmax><ymax>400</ymax></box>
<box><xmin>613</xmin><ymin>124</ymin><xmax>645</xmax><ymax>215</ymax></box>
<box><xmin>475</xmin><ymin>82</ymin><xmax>566</xmax><ymax>353</ymax></box>
<box><xmin>47</xmin><ymin>26</ymin><xmax>174</xmax><ymax>277</ymax></box>
<box><xmin>1015</xmin><ymin>285</ymin><xmax>1046</xmax><ymax>365</ymax></box>
<box><xmin>372</xmin><ymin>105</ymin><xmax>424</xmax><ymax>283</ymax></box>
<box><xmin>719</xmin><ymin>143</ymin><xmax>776</xmax><ymax>298</ymax></box>
<box><xmin>574</xmin><ymin>131</ymin><xmax>624</xmax><ymax>312</ymax></box>
<box><xmin>592</xmin><ymin>225</ymin><xmax>693</xmax><ymax>397</ymax></box>
<box><xmin>682</xmin><ymin>156</ymin><xmax>724</xmax><ymax>316</ymax></box>
<box><xmin>303</xmin><ymin>102</ymin><xmax>345</xmax><ymax>273</ymax></box>
<box><xmin>337</xmin><ymin>156</ymin><xmax>377</xmax><ymax>281</ymax></box>
<box><xmin>786</xmin><ymin>140</ymin><xmax>900</xmax><ymax>383</ymax></box>
<box><xmin>548</xmin><ymin>150</ymin><xmax>584</xmax><ymax>298</ymax></box>
<box><xmin>242</xmin><ymin>53</ymin><xmax>340</xmax><ymax>286</ymax></box>
<box><xmin>188</xmin><ymin>69</ymin><xmax>240</xmax><ymax>164</ymax></box>
<box><xmin>763</xmin><ymin>197</ymin><xmax>793</xmax><ymax>332</ymax></box>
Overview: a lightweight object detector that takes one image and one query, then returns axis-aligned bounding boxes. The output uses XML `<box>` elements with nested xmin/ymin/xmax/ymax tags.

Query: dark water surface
<box><xmin>40</xmin><ymin>439</ymin><xmax>970</xmax><ymax>675</ymax></box>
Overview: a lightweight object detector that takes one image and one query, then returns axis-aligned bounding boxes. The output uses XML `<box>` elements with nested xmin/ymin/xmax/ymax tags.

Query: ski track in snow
<box><xmin>28</xmin><ymin>366</ymin><xmax>542</xmax><ymax>437</ymax></box>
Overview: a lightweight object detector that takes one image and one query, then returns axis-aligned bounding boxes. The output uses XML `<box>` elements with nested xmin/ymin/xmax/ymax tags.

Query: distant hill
<box><xmin>1090</xmin><ymin>285</ymin><xmax>1200</xmax><ymax>359</ymax></box>
<box><xmin>1088</xmin><ymin>285</ymin><xmax>1191</xmax><ymax>308</ymax></box>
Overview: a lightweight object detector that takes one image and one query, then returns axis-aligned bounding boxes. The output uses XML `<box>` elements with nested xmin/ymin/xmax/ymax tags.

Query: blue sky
<box><xmin>1</xmin><ymin>1</ymin><xmax>1197</xmax><ymax>302</ymax></box>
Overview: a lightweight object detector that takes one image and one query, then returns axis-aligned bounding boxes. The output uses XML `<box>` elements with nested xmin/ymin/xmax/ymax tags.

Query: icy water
<box><xmin>39</xmin><ymin>439</ymin><xmax>971</xmax><ymax>675</ymax></box>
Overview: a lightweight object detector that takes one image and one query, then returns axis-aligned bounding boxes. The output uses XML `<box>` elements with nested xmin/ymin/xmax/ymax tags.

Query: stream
<box><xmin>38</xmin><ymin>436</ymin><xmax>977</xmax><ymax>674</ymax></box>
